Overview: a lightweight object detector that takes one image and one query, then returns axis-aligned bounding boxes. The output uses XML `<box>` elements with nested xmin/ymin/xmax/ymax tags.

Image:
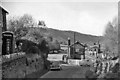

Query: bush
<box><xmin>7</xmin><ymin>14</ymin><xmax>36</xmax><ymax>39</ymax></box>
<box><xmin>85</xmin><ymin>70</ymin><xmax>98</xmax><ymax>79</ymax></box>
<box><xmin>38</xmin><ymin>39</ymin><xmax>49</xmax><ymax>54</ymax></box>
<box><xmin>111</xmin><ymin>63</ymin><xmax>119</xmax><ymax>73</ymax></box>
<box><xmin>16</xmin><ymin>39</ymin><xmax>37</xmax><ymax>52</ymax></box>
<box><xmin>26</xmin><ymin>46</ymin><xmax>40</xmax><ymax>54</ymax></box>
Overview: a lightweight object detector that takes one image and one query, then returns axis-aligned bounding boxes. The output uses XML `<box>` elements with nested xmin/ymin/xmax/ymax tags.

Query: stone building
<box><xmin>69</xmin><ymin>41</ymin><xmax>85</xmax><ymax>59</ymax></box>
<box><xmin>0</xmin><ymin>6</ymin><xmax>8</xmax><ymax>32</ymax></box>
<box><xmin>0</xmin><ymin>6</ymin><xmax>8</xmax><ymax>55</ymax></box>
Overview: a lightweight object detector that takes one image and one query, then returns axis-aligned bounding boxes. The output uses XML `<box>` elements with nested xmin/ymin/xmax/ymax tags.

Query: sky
<box><xmin>0</xmin><ymin>0</ymin><xmax>118</xmax><ymax>36</ymax></box>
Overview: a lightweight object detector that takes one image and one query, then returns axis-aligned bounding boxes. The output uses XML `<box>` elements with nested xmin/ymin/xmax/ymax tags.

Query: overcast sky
<box><xmin>1</xmin><ymin>0</ymin><xmax>118</xmax><ymax>36</ymax></box>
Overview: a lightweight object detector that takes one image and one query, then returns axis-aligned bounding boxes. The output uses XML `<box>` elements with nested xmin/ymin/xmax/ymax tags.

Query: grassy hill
<box><xmin>35</xmin><ymin>27</ymin><xmax>103</xmax><ymax>45</ymax></box>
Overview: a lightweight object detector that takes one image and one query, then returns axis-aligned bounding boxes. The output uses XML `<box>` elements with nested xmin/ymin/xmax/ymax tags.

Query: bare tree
<box><xmin>19</xmin><ymin>14</ymin><xmax>35</xmax><ymax>27</ymax></box>
<box><xmin>103</xmin><ymin>17</ymin><xmax>118</xmax><ymax>57</ymax></box>
<box><xmin>7</xmin><ymin>14</ymin><xmax>36</xmax><ymax>39</ymax></box>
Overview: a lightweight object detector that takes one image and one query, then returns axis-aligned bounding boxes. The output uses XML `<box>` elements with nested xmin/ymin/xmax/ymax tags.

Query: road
<box><xmin>39</xmin><ymin>65</ymin><xmax>91</xmax><ymax>78</ymax></box>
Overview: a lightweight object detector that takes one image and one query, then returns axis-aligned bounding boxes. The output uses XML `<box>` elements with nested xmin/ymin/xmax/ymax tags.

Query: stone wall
<box><xmin>0</xmin><ymin>7</ymin><xmax>3</xmax><ymax>80</ymax></box>
<box><xmin>0</xmin><ymin>6</ymin><xmax>2</xmax><ymax>55</ymax></box>
<box><xmin>2</xmin><ymin>53</ymin><xmax>45</xmax><ymax>78</ymax></box>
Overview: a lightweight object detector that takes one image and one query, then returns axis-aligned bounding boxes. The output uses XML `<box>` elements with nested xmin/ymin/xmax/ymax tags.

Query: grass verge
<box><xmin>25</xmin><ymin>69</ymin><xmax>49</xmax><ymax>79</ymax></box>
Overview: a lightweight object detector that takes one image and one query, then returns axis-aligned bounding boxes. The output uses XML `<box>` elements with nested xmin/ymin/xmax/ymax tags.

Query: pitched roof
<box><xmin>70</xmin><ymin>41</ymin><xmax>85</xmax><ymax>47</ymax></box>
<box><xmin>0</xmin><ymin>6</ymin><xmax>8</xmax><ymax>14</ymax></box>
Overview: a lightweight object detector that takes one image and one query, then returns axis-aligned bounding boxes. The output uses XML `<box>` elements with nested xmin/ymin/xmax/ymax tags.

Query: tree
<box><xmin>54</xmin><ymin>40</ymin><xmax>60</xmax><ymax>50</ymax></box>
<box><xmin>7</xmin><ymin>14</ymin><xmax>36</xmax><ymax>39</ymax></box>
<box><xmin>7</xmin><ymin>17</ymin><xmax>19</xmax><ymax>32</ymax></box>
<box><xmin>16</xmin><ymin>39</ymin><xmax>38</xmax><ymax>53</ymax></box>
<box><xmin>15</xmin><ymin>27</ymin><xmax>28</xmax><ymax>39</ymax></box>
<box><xmin>47</xmin><ymin>36</ymin><xmax>53</xmax><ymax>42</ymax></box>
<box><xmin>48</xmin><ymin>39</ymin><xmax>60</xmax><ymax>52</ymax></box>
<box><xmin>38</xmin><ymin>39</ymin><xmax>49</xmax><ymax>58</ymax></box>
<box><xmin>103</xmin><ymin>17</ymin><xmax>118</xmax><ymax>57</ymax></box>
<box><xmin>21</xmin><ymin>28</ymin><xmax>43</xmax><ymax>44</ymax></box>
<box><xmin>19</xmin><ymin>14</ymin><xmax>35</xmax><ymax>27</ymax></box>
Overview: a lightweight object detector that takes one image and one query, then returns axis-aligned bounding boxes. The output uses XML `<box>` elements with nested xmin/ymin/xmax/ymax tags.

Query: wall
<box><xmin>2</xmin><ymin>53</ymin><xmax>45</xmax><ymax>78</ymax></box>
<box><xmin>0</xmin><ymin>7</ymin><xmax>2</xmax><ymax>80</ymax></box>
<box><xmin>2</xmin><ymin>9</ymin><xmax>7</xmax><ymax>32</ymax></box>
<box><xmin>0</xmin><ymin>7</ymin><xmax>2</xmax><ymax>55</ymax></box>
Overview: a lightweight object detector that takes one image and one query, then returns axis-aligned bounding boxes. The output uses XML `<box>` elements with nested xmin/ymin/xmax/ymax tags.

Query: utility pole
<box><xmin>73</xmin><ymin>32</ymin><xmax>76</xmax><ymax>57</ymax></box>
<box><xmin>83</xmin><ymin>44</ymin><xmax>85</xmax><ymax>59</ymax></box>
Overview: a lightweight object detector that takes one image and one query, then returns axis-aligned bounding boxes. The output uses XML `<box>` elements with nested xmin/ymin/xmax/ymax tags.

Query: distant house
<box><xmin>38</xmin><ymin>20</ymin><xmax>47</xmax><ymax>28</ymax></box>
<box><xmin>87</xmin><ymin>44</ymin><xmax>100</xmax><ymax>58</ymax></box>
<box><xmin>60</xmin><ymin>44</ymin><xmax>68</xmax><ymax>51</ymax></box>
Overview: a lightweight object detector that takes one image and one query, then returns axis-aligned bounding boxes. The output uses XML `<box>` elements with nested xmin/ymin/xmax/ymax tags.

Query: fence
<box><xmin>95</xmin><ymin>58</ymin><xmax>119</xmax><ymax>78</ymax></box>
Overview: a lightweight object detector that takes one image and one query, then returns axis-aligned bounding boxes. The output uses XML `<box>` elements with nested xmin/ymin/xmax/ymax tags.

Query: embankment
<box><xmin>2</xmin><ymin>53</ymin><xmax>49</xmax><ymax>78</ymax></box>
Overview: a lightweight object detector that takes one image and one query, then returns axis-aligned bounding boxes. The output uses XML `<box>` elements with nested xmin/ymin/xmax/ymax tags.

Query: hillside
<box><xmin>34</xmin><ymin>27</ymin><xmax>103</xmax><ymax>45</ymax></box>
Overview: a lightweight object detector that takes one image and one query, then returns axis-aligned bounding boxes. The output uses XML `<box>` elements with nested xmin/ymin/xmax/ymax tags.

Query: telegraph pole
<box><xmin>73</xmin><ymin>32</ymin><xmax>76</xmax><ymax>57</ymax></box>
